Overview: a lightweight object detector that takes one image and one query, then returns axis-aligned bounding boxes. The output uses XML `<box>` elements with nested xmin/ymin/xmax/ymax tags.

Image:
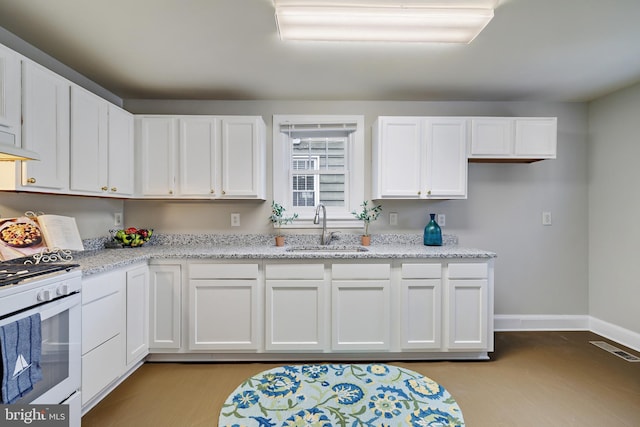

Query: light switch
<box><xmin>542</xmin><ymin>211</ymin><xmax>552</xmax><ymax>226</ymax></box>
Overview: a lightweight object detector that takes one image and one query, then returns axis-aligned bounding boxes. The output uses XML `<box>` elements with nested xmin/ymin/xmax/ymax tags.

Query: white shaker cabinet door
<box><xmin>149</xmin><ymin>264</ymin><xmax>182</xmax><ymax>349</ymax></box>
<box><xmin>0</xmin><ymin>44</ymin><xmax>21</xmax><ymax>136</ymax></box>
<box><xmin>188</xmin><ymin>279</ymin><xmax>260</xmax><ymax>350</ymax></box>
<box><xmin>372</xmin><ymin>116</ymin><xmax>423</xmax><ymax>198</ymax></box>
<box><xmin>125</xmin><ymin>265</ymin><xmax>149</xmax><ymax>367</ymax></box>
<box><xmin>220</xmin><ymin>116</ymin><xmax>266</xmax><ymax>199</ymax></box>
<box><xmin>107</xmin><ymin>104</ymin><xmax>134</xmax><ymax>196</ymax></box>
<box><xmin>70</xmin><ymin>85</ymin><xmax>108</xmax><ymax>195</ymax></box>
<box><xmin>423</xmin><ymin>118</ymin><xmax>468</xmax><ymax>199</ymax></box>
<box><xmin>447</xmin><ymin>279</ymin><xmax>489</xmax><ymax>350</ymax></box>
<box><xmin>20</xmin><ymin>60</ymin><xmax>70</xmax><ymax>191</ymax></box>
<box><xmin>135</xmin><ymin>116</ymin><xmax>177</xmax><ymax>197</ymax></box>
<box><xmin>178</xmin><ymin>117</ymin><xmax>217</xmax><ymax>197</ymax></box>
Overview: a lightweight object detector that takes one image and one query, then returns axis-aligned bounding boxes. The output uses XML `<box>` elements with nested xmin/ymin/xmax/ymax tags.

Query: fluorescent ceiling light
<box><xmin>274</xmin><ymin>2</ymin><xmax>494</xmax><ymax>43</ymax></box>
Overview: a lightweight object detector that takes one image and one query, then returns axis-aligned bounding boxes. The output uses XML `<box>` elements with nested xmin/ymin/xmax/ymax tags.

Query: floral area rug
<box><xmin>218</xmin><ymin>363</ymin><xmax>465</xmax><ymax>427</ymax></box>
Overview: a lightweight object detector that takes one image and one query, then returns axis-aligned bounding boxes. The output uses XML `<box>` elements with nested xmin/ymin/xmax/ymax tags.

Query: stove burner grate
<box><xmin>0</xmin><ymin>262</ymin><xmax>79</xmax><ymax>287</ymax></box>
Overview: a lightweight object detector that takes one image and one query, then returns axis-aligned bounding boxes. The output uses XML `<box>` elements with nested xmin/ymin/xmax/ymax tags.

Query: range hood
<box><xmin>0</xmin><ymin>129</ymin><xmax>40</xmax><ymax>161</ymax></box>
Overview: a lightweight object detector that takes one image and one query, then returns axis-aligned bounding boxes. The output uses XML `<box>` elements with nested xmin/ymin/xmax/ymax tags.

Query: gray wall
<box><xmin>125</xmin><ymin>99</ymin><xmax>589</xmax><ymax>317</ymax></box>
<box><xmin>588</xmin><ymin>82</ymin><xmax>640</xmax><ymax>334</ymax></box>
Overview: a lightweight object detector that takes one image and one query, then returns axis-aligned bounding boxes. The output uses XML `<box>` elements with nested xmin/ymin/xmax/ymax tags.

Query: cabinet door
<box><xmin>220</xmin><ymin>117</ymin><xmax>265</xmax><ymax>199</ymax></box>
<box><xmin>188</xmin><ymin>279</ymin><xmax>259</xmax><ymax>350</ymax></box>
<box><xmin>331</xmin><ymin>280</ymin><xmax>390</xmax><ymax>351</ymax></box>
<box><xmin>179</xmin><ymin>117</ymin><xmax>217</xmax><ymax>197</ymax></box>
<box><xmin>126</xmin><ymin>265</ymin><xmax>149</xmax><ymax>367</ymax></box>
<box><xmin>514</xmin><ymin>118</ymin><xmax>557</xmax><ymax>158</ymax></box>
<box><xmin>149</xmin><ymin>264</ymin><xmax>182</xmax><ymax>349</ymax></box>
<box><xmin>0</xmin><ymin>44</ymin><xmax>21</xmax><ymax>136</ymax></box>
<box><xmin>20</xmin><ymin>60</ymin><xmax>70</xmax><ymax>191</ymax></box>
<box><xmin>136</xmin><ymin>117</ymin><xmax>177</xmax><ymax>196</ymax></box>
<box><xmin>265</xmin><ymin>280</ymin><xmax>327</xmax><ymax>351</ymax></box>
<box><xmin>107</xmin><ymin>105</ymin><xmax>134</xmax><ymax>196</ymax></box>
<box><xmin>423</xmin><ymin>118</ymin><xmax>467</xmax><ymax>199</ymax></box>
<box><xmin>447</xmin><ymin>279</ymin><xmax>488</xmax><ymax>350</ymax></box>
<box><xmin>401</xmin><ymin>279</ymin><xmax>442</xmax><ymax>350</ymax></box>
<box><xmin>372</xmin><ymin>117</ymin><xmax>423</xmax><ymax>198</ymax></box>
<box><xmin>469</xmin><ymin>118</ymin><xmax>513</xmax><ymax>157</ymax></box>
<box><xmin>70</xmin><ymin>86</ymin><xmax>108</xmax><ymax>194</ymax></box>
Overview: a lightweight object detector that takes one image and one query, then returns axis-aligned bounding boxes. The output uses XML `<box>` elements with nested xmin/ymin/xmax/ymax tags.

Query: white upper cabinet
<box><xmin>179</xmin><ymin>117</ymin><xmax>218</xmax><ymax>197</ymax></box>
<box><xmin>0</xmin><ymin>44</ymin><xmax>21</xmax><ymax>140</ymax></box>
<box><xmin>220</xmin><ymin>116</ymin><xmax>266</xmax><ymax>199</ymax></box>
<box><xmin>69</xmin><ymin>86</ymin><xmax>108</xmax><ymax>195</ymax></box>
<box><xmin>135</xmin><ymin>115</ymin><xmax>266</xmax><ymax>199</ymax></box>
<box><xmin>373</xmin><ymin>116</ymin><xmax>467</xmax><ymax>200</ymax></box>
<box><xmin>70</xmin><ymin>87</ymin><xmax>134</xmax><ymax>196</ymax></box>
<box><xmin>135</xmin><ymin>116</ymin><xmax>178</xmax><ymax>197</ymax></box>
<box><xmin>469</xmin><ymin>117</ymin><xmax>557</xmax><ymax>161</ymax></box>
<box><xmin>0</xmin><ymin>60</ymin><xmax>70</xmax><ymax>193</ymax></box>
<box><xmin>106</xmin><ymin>104</ymin><xmax>134</xmax><ymax>196</ymax></box>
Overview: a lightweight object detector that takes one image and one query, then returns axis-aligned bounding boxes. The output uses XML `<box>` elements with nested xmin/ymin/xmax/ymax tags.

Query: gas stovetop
<box><xmin>0</xmin><ymin>260</ymin><xmax>79</xmax><ymax>288</ymax></box>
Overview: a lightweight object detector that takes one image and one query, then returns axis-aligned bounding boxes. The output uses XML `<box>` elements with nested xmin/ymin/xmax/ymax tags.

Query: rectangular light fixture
<box><xmin>274</xmin><ymin>2</ymin><xmax>494</xmax><ymax>43</ymax></box>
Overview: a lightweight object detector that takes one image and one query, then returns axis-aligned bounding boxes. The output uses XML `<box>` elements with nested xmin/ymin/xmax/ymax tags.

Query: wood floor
<box><xmin>82</xmin><ymin>331</ymin><xmax>640</xmax><ymax>427</ymax></box>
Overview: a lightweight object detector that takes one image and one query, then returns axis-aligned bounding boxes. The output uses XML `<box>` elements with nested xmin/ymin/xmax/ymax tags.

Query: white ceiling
<box><xmin>0</xmin><ymin>0</ymin><xmax>639</xmax><ymax>102</ymax></box>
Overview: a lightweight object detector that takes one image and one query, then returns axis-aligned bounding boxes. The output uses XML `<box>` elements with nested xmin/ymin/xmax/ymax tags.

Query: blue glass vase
<box><xmin>423</xmin><ymin>213</ymin><xmax>442</xmax><ymax>246</ymax></box>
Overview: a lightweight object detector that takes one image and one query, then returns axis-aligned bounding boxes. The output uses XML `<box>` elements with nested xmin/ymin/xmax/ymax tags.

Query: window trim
<box><xmin>273</xmin><ymin>114</ymin><xmax>365</xmax><ymax>228</ymax></box>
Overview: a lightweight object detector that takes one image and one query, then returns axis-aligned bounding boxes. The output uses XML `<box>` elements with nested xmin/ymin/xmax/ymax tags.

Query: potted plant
<box><xmin>352</xmin><ymin>200</ymin><xmax>382</xmax><ymax>246</ymax></box>
<box><xmin>269</xmin><ymin>201</ymin><xmax>298</xmax><ymax>246</ymax></box>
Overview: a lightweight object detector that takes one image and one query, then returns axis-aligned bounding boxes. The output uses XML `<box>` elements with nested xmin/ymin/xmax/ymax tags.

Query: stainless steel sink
<box><xmin>286</xmin><ymin>245</ymin><xmax>369</xmax><ymax>253</ymax></box>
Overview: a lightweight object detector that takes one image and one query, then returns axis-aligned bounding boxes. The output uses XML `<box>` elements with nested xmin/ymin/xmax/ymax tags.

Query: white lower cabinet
<box><xmin>400</xmin><ymin>263</ymin><xmax>442</xmax><ymax>350</ymax></box>
<box><xmin>331</xmin><ymin>263</ymin><xmax>391</xmax><ymax>351</ymax></box>
<box><xmin>81</xmin><ymin>269</ymin><xmax>125</xmax><ymax>407</ymax></box>
<box><xmin>125</xmin><ymin>264</ymin><xmax>149</xmax><ymax>367</ymax></box>
<box><xmin>149</xmin><ymin>262</ymin><xmax>183</xmax><ymax>349</ymax></box>
<box><xmin>446</xmin><ymin>262</ymin><xmax>491</xmax><ymax>350</ymax></box>
<box><xmin>81</xmin><ymin>263</ymin><xmax>150</xmax><ymax>411</ymax></box>
<box><xmin>188</xmin><ymin>262</ymin><xmax>261</xmax><ymax>350</ymax></box>
<box><xmin>145</xmin><ymin>258</ymin><xmax>493</xmax><ymax>360</ymax></box>
<box><xmin>265</xmin><ymin>263</ymin><xmax>328</xmax><ymax>351</ymax></box>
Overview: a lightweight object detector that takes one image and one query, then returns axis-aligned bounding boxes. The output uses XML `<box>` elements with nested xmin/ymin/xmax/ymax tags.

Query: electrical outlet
<box><xmin>114</xmin><ymin>212</ymin><xmax>123</xmax><ymax>227</ymax></box>
<box><xmin>542</xmin><ymin>211</ymin><xmax>552</xmax><ymax>226</ymax></box>
<box><xmin>437</xmin><ymin>214</ymin><xmax>446</xmax><ymax>227</ymax></box>
<box><xmin>389</xmin><ymin>212</ymin><xmax>398</xmax><ymax>226</ymax></box>
<box><xmin>231</xmin><ymin>213</ymin><xmax>241</xmax><ymax>227</ymax></box>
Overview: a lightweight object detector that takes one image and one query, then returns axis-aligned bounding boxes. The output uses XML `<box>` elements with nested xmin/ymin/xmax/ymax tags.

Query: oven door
<box><xmin>0</xmin><ymin>292</ymin><xmax>81</xmax><ymax>405</ymax></box>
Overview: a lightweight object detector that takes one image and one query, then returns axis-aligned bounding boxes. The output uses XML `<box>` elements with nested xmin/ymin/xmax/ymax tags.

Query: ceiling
<box><xmin>0</xmin><ymin>0</ymin><xmax>639</xmax><ymax>102</ymax></box>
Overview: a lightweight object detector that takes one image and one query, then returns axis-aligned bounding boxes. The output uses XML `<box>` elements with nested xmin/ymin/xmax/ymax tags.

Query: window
<box><xmin>273</xmin><ymin>115</ymin><xmax>365</xmax><ymax>226</ymax></box>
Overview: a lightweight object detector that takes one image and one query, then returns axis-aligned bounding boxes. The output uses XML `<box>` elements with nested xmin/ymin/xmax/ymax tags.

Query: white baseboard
<box><xmin>589</xmin><ymin>316</ymin><xmax>640</xmax><ymax>353</ymax></box>
<box><xmin>494</xmin><ymin>314</ymin><xmax>590</xmax><ymax>331</ymax></box>
<box><xmin>494</xmin><ymin>314</ymin><xmax>640</xmax><ymax>352</ymax></box>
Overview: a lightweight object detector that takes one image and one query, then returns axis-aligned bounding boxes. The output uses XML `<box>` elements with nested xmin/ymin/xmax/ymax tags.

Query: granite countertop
<box><xmin>74</xmin><ymin>233</ymin><xmax>497</xmax><ymax>276</ymax></box>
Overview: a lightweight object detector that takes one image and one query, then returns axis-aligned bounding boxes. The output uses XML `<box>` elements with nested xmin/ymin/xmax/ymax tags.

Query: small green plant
<box><xmin>352</xmin><ymin>200</ymin><xmax>382</xmax><ymax>236</ymax></box>
<box><xmin>269</xmin><ymin>201</ymin><xmax>298</xmax><ymax>234</ymax></box>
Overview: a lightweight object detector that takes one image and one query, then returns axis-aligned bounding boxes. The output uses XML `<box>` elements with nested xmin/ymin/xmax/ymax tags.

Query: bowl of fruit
<box><xmin>112</xmin><ymin>227</ymin><xmax>153</xmax><ymax>247</ymax></box>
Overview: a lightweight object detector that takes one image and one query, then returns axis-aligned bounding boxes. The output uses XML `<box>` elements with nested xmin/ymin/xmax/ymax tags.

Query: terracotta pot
<box><xmin>361</xmin><ymin>235</ymin><xmax>371</xmax><ymax>246</ymax></box>
<box><xmin>275</xmin><ymin>236</ymin><xmax>285</xmax><ymax>247</ymax></box>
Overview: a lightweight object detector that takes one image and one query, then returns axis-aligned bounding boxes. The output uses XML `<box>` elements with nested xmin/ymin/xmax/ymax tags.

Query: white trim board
<box><xmin>494</xmin><ymin>315</ymin><xmax>640</xmax><ymax>352</ymax></box>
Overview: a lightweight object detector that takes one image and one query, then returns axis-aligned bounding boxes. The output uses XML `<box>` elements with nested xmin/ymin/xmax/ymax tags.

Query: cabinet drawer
<box><xmin>189</xmin><ymin>263</ymin><xmax>259</xmax><ymax>279</ymax></box>
<box><xmin>81</xmin><ymin>334</ymin><xmax>123</xmax><ymax>405</ymax></box>
<box><xmin>401</xmin><ymin>263</ymin><xmax>442</xmax><ymax>279</ymax></box>
<box><xmin>266</xmin><ymin>263</ymin><xmax>324</xmax><ymax>280</ymax></box>
<box><xmin>82</xmin><ymin>290</ymin><xmax>123</xmax><ymax>354</ymax></box>
<box><xmin>448</xmin><ymin>263</ymin><xmax>488</xmax><ymax>279</ymax></box>
<box><xmin>82</xmin><ymin>271</ymin><xmax>123</xmax><ymax>304</ymax></box>
<box><xmin>332</xmin><ymin>263</ymin><xmax>390</xmax><ymax>280</ymax></box>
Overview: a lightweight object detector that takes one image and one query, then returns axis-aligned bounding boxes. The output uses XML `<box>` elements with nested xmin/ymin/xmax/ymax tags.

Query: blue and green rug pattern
<box><xmin>219</xmin><ymin>363</ymin><xmax>465</xmax><ymax>427</ymax></box>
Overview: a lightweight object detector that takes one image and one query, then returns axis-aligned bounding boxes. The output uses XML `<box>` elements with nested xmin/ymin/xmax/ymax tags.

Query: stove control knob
<box><xmin>56</xmin><ymin>284</ymin><xmax>70</xmax><ymax>296</ymax></box>
<box><xmin>37</xmin><ymin>289</ymin><xmax>53</xmax><ymax>302</ymax></box>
